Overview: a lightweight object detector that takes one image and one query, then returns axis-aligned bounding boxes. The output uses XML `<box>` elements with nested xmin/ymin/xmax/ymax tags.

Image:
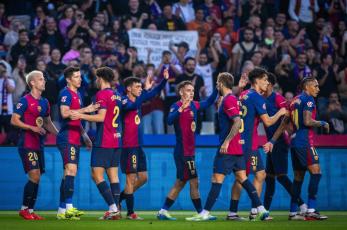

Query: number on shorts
<box><xmin>28</xmin><ymin>152</ymin><xmax>38</xmax><ymax>161</ymax></box>
<box><xmin>187</xmin><ymin>160</ymin><xmax>195</xmax><ymax>171</ymax></box>
<box><xmin>70</xmin><ymin>147</ymin><xmax>75</xmax><ymax>155</ymax></box>
<box><xmin>112</xmin><ymin>106</ymin><xmax>120</xmax><ymax>128</ymax></box>
<box><xmin>251</xmin><ymin>156</ymin><xmax>258</xmax><ymax>166</ymax></box>
<box><xmin>132</xmin><ymin>155</ymin><xmax>137</xmax><ymax>164</ymax></box>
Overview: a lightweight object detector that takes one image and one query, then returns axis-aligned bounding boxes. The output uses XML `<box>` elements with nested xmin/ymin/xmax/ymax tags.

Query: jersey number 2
<box><xmin>112</xmin><ymin>106</ymin><xmax>120</xmax><ymax>128</ymax></box>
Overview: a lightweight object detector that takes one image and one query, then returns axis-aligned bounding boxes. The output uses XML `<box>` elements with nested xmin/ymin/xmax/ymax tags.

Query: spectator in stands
<box><xmin>38</xmin><ymin>43</ymin><xmax>52</xmax><ymax>64</ymax></box>
<box><xmin>0</xmin><ymin>3</ymin><xmax>10</xmax><ymax>43</ymax></box>
<box><xmin>186</xmin><ymin>8</ymin><xmax>211</xmax><ymax>49</ymax></box>
<box><xmin>172</xmin><ymin>0</ymin><xmax>195</xmax><ymax>24</ymax></box>
<box><xmin>3</xmin><ymin>19</ymin><xmax>25</xmax><ymax>48</ymax></box>
<box><xmin>67</xmin><ymin>10</ymin><xmax>97</xmax><ymax>45</ymax></box>
<box><xmin>9</xmin><ymin>29</ymin><xmax>38</xmax><ymax>71</ymax></box>
<box><xmin>59</xmin><ymin>6</ymin><xmax>75</xmax><ymax>39</ymax></box>
<box><xmin>39</xmin><ymin>17</ymin><xmax>64</xmax><ymax>51</ymax></box>
<box><xmin>62</xmin><ymin>37</ymin><xmax>83</xmax><ymax>65</ymax></box>
<box><xmin>274</xmin><ymin>13</ymin><xmax>287</xmax><ymax>34</ymax></box>
<box><xmin>275</xmin><ymin>53</ymin><xmax>298</xmax><ymax>95</ymax></box>
<box><xmin>317</xmin><ymin>22</ymin><xmax>338</xmax><ymax>55</ymax></box>
<box><xmin>47</xmin><ymin>48</ymin><xmax>66</xmax><ymax>80</ymax></box>
<box><xmin>315</xmin><ymin>53</ymin><xmax>340</xmax><ymax>113</ymax></box>
<box><xmin>156</xmin><ymin>4</ymin><xmax>186</xmax><ymax>31</ymax></box>
<box><xmin>126</xmin><ymin>0</ymin><xmax>150</xmax><ymax>28</ymax></box>
<box><xmin>231</xmin><ymin>27</ymin><xmax>258</xmax><ymax>75</ymax></box>
<box><xmin>320</xmin><ymin>92</ymin><xmax>347</xmax><ymax>134</ymax></box>
<box><xmin>200</xmin><ymin>0</ymin><xmax>223</xmax><ymax>31</ymax></box>
<box><xmin>169</xmin><ymin>41</ymin><xmax>191</xmax><ymax>67</ymax></box>
<box><xmin>337</xmin><ymin>62</ymin><xmax>347</xmax><ymax>106</ymax></box>
<box><xmin>142</xmin><ymin>64</ymin><xmax>165</xmax><ymax>134</ymax></box>
<box><xmin>216</xmin><ymin>17</ymin><xmax>239</xmax><ymax>55</ymax></box>
<box><xmin>31</xmin><ymin>4</ymin><xmax>47</xmax><ymax>35</ymax></box>
<box><xmin>195</xmin><ymin>39</ymin><xmax>219</xmax><ymax>122</ymax></box>
<box><xmin>11</xmin><ymin>56</ymin><xmax>27</xmax><ymax>104</ymax></box>
<box><xmin>0</xmin><ymin>62</ymin><xmax>15</xmax><ymax>144</ymax></box>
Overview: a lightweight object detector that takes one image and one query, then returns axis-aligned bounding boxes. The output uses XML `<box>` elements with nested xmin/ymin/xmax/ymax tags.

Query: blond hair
<box><xmin>25</xmin><ymin>70</ymin><xmax>43</xmax><ymax>88</ymax></box>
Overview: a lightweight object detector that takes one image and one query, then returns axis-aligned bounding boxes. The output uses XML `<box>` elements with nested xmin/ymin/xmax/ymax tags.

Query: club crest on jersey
<box><xmin>37</xmin><ymin>106</ymin><xmax>42</xmax><ymax>112</ymax></box>
<box><xmin>314</xmin><ymin>155</ymin><xmax>319</xmax><ymax>161</ymax></box>
<box><xmin>16</xmin><ymin>103</ymin><xmax>22</xmax><ymax>109</ymax></box>
<box><xmin>36</xmin><ymin>117</ymin><xmax>43</xmax><ymax>127</ymax></box>
<box><xmin>61</xmin><ymin>96</ymin><xmax>67</xmax><ymax>102</ymax></box>
<box><xmin>135</xmin><ymin>114</ymin><xmax>141</xmax><ymax>125</ymax></box>
<box><xmin>32</xmin><ymin>161</ymin><xmax>36</xmax><ymax>166</ymax></box>
<box><xmin>191</xmin><ymin>121</ymin><xmax>196</xmax><ymax>132</ymax></box>
<box><xmin>122</xmin><ymin>99</ymin><xmax>128</xmax><ymax>105</ymax></box>
<box><xmin>262</xmin><ymin>103</ymin><xmax>266</xmax><ymax>110</ymax></box>
<box><xmin>307</xmin><ymin>101</ymin><xmax>313</xmax><ymax>107</ymax></box>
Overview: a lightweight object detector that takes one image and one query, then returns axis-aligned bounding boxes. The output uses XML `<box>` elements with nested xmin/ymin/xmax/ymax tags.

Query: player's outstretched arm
<box><xmin>43</xmin><ymin>116</ymin><xmax>59</xmax><ymax>135</ymax></box>
<box><xmin>71</xmin><ymin>109</ymin><xmax>106</xmax><ymax>122</ymax></box>
<box><xmin>199</xmin><ymin>89</ymin><xmax>218</xmax><ymax>110</ymax></box>
<box><xmin>261</xmin><ymin>107</ymin><xmax>288</xmax><ymax>127</ymax></box>
<box><xmin>220</xmin><ymin>116</ymin><xmax>242</xmax><ymax>153</ymax></box>
<box><xmin>263</xmin><ymin>116</ymin><xmax>290</xmax><ymax>153</ymax></box>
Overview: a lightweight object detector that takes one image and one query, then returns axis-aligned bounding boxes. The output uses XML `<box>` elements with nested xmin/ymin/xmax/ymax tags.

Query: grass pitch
<box><xmin>0</xmin><ymin>211</ymin><xmax>346</xmax><ymax>230</ymax></box>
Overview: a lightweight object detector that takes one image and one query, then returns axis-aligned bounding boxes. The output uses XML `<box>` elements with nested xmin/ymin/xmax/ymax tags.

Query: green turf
<box><xmin>0</xmin><ymin>211</ymin><xmax>346</xmax><ymax>230</ymax></box>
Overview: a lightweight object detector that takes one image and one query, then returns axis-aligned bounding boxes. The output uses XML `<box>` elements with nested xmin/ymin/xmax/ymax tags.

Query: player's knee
<box><xmin>308</xmin><ymin>164</ymin><xmax>321</xmax><ymax>174</ymax></box>
<box><xmin>91</xmin><ymin>172</ymin><xmax>104</xmax><ymax>184</ymax></box>
<box><xmin>294</xmin><ymin>171</ymin><xmax>305</xmax><ymax>181</ymax></box>
<box><xmin>29</xmin><ymin>173</ymin><xmax>41</xmax><ymax>183</ymax></box>
<box><xmin>190</xmin><ymin>178</ymin><xmax>199</xmax><ymax>188</ymax></box>
<box><xmin>256</xmin><ymin>170</ymin><xmax>266</xmax><ymax>181</ymax></box>
<box><xmin>175</xmin><ymin>179</ymin><xmax>186</xmax><ymax>188</ymax></box>
<box><xmin>139</xmin><ymin>174</ymin><xmax>148</xmax><ymax>184</ymax></box>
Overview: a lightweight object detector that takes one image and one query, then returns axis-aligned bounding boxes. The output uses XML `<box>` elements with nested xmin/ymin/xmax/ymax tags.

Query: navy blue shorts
<box><xmin>174</xmin><ymin>154</ymin><xmax>197</xmax><ymax>181</ymax></box>
<box><xmin>57</xmin><ymin>143</ymin><xmax>80</xmax><ymax>166</ymax></box>
<box><xmin>18</xmin><ymin>148</ymin><xmax>45</xmax><ymax>174</ymax></box>
<box><xmin>213</xmin><ymin>151</ymin><xmax>245</xmax><ymax>175</ymax></box>
<box><xmin>245</xmin><ymin>149</ymin><xmax>265</xmax><ymax>175</ymax></box>
<box><xmin>121</xmin><ymin>147</ymin><xmax>147</xmax><ymax>174</ymax></box>
<box><xmin>291</xmin><ymin>147</ymin><xmax>320</xmax><ymax>171</ymax></box>
<box><xmin>91</xmin><ymin>147</ymin><xmax>121</xmax><ymax>168</ymax></box>
<box><xmin>266</xmin><ymin>140</ymin><xmax>289</xmax><ymax>175</ymax></box>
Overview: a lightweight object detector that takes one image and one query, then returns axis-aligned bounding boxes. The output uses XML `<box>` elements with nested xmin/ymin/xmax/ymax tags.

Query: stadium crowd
<box><xmin>1</xmin><ymin>0</ymin><xmax>347</xmax><ymax>145</ymax></box>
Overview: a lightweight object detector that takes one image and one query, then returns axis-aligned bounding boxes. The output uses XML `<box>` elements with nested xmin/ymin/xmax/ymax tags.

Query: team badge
<box><xmin>314</xmin><ymin>156</ymin><xmax>319</xmax><ymax>161</ymax></box>
<box><xmin>61</xmin><ymin>96</ymin><xmax>67</xmax><ymax>102</ymax></box>
<box><xmin>122</xmin><ymin>99</ymin><xmax>128</xmax><ymax>105</ymax></box>
<box><xmin>71</xmin><ymin>156</ymin><xmax>75</xmax><ymax>160</ymax></box>
<box><xmin>36</xmin><ymin>117</ymin><xmax>43</xmax><ymax>127</ymax></box>
<box><xmin>191</xmin><ymin>121</ymin><xmax>196</xmax><ymax>132</ymax></box>
<box><xmin>262</xmin><ymin>103</ymin><xmax>266</xmax><ymax>110</ymax></box>
<box><xmin>16</xmin><ymin>103</ymin><xmax>22</xmax><ymax>109</ymax></box>
<box><xmin>135</xmin><ymin>114</ymin><xmax>141</xmax><ymax>125</ymax></box>
<box><xmin>37</xmin><ymin>106</ymin><xmax>42</xmax><ymax>112</ymax></box>
<box><xmin>32</xmin><ymin>161</ymin><xmax>36</xmax><ymax>166</ymax></box>
<box><xmin>307</xmin><ymin>101</ymin><xmax>313</xmax><ymax>107</ymax></box>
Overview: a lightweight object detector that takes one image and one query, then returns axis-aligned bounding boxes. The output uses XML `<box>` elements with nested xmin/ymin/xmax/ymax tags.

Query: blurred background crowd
<box><xmin>1</xmin><ymin>0</ymin><xmax>347</xmax><ymax>145</ymax></box>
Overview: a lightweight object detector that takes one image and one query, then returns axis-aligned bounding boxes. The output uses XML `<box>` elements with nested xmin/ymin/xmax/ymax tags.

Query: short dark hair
<box><xmin>124</xmin><ymin>77</ymin><xmax>141</xmax><ymax>89</ymax></box>
<box><xmin>184</xmin><ymin>57</ymin><xmax>195</xmax><ymax>65</ymax></box>
<box><xmin>217</xmin><ymin>72</ymin><xmax>234</xmax><ymax>89</ymax></box>
<box><xmin>248</xmin><ymin>67</ymin><xmax>268</xmax><ymax>84</ymax></box>
<box><xmin>300</xmin><ymin>76</ymin><xmax>316</xmax><ymax>89</ymax></box>
<box><xmin>176</xmin><ymin>80</ymin><xmax>193</xmax><ymax>96</ymax></box>
<box><xmin>162</xmin><ymin>50</ymin><xmax>171</xmax><ymax>56</ymax></box>
<box><xmin>96</xmin><ymin>67</ymin><xmax>114</xmax><ymax>83</ymax></box>
<box><xmin>18</xmin><ymin>29</ymin><xmax>28</xmax><ymax>35</ymax></box>
<box><xmin>267</xmin><ymin>72</ymin><xmax>277</xmax><ymax>85</ymax></box>
<box><xmin>64</xmin><ymin>66</ymin><xmax>80</xmax><ymax>79</ymax></box>
<box><xmin>320</xmin><ymin>53</ymin><xmax>332</xmax><ymax>62</ymax></box>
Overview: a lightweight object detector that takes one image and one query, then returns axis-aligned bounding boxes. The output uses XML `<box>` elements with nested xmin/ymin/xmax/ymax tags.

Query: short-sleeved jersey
<box><xmin>122</xmin><ymin>79</ymin><xmax>167</xmax><ymax>148</ymax></box>
<box><xmin>290</xmin><ymin>92</ymin><xmax>316</xmax><ymax>147</ymax></box>
<box><xmin>218</xmin><ymin>94</ymin><xmax>243</xmax><ymax>155</ymax></box>
<box><xmin>56</xmin><ymin>87</ymin><xmax>82</xmax><ymax>145</ymax></box>
<box><xmin>14</xmin><ymin>94</ymin><xmax>50</xmax><ymax>150</ymax></box>
<box><xmin>168</xmin><ymin>90</ymin><xmax>218</xmax><ymax>156</ymax></box>
<box><xmin>169</xmin><ymin>101</ymin><xmax>200</xmax><ymax>156</ymax></box>
<box><xmin>265</xmin><ymin>92</ymin><xmax>287</xmax><ymax>140</ymax></box>
<box><xmin>239</xmin><ymin>89</ymin><xmax>267</xmax><ymax>153</ymax></box>
<box><xmin>94</xmin><ymin>88</ymin><xmax>122</xmax><ymax>148</ymax></box>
